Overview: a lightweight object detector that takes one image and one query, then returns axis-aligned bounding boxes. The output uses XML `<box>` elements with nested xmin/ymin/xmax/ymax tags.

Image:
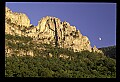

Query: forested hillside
<box><xmin>99</xmin><ymin>46</ymin><xmax>116</xmax><ymax>59</ymax></box>
<box><xmin>5</xmin><ymin>34</ymin><xmax>116</xmax><ymax>78</ymax></box>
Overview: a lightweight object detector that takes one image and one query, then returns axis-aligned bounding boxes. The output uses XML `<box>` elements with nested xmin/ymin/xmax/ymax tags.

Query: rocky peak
<box><xmin>5</xmin><ymin>7</ymin><xmax>31</xmax><ymax>28</ymax></box>
<box><xmin>35</xmin><ymin>16</ymin><xmax>92</xmax><ymax>52</ymax></box>
<box><xmin>6</xmin><ymin>7</ymin><xmax>12</xmax><ymax>13</ymax></box>
<box><xmin>5</xmin><ymin>7</ymin><xmax>103</xmax><ymax>53</ymax></box>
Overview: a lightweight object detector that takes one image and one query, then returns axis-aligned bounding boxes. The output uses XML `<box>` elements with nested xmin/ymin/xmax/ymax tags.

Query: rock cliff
<box><xmin>5</xmin><ymin>7</ymin><xmax>30</xmax><ymax>28</ymax></box>
<box><xmin>5</xmin><ymin>7</ymin><xmax>103</xmax><ymax>53</ymax></box>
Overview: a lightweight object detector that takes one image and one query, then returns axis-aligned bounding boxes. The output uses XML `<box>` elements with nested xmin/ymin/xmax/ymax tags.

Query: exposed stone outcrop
<box><xmin>34</xmin><ymin>16</ymin><xmax>92</xmax><ymax>52</ymax></box>
<box><xmin>59</xmin><ymin>54</ymin><xmax>69</xmax><ymax>59</ymax></box>
<box><xmin>5</xmin><ymin>7</ymin><xmax>30</xmax><ymax>28</ymax></box>
<box><xmin>48</xmin><ymin>53</ymin><xmax>53</xmax><ymax>58</ymax></box>
<box><xmin>5</xmin><ymin>7</ymin><xmax>103</xmax><ymax>54</ymax></box>
<box><xmin>92</xmin><ymin>45</ymin><xmax>103</xmax><ymax>54</ymax></box>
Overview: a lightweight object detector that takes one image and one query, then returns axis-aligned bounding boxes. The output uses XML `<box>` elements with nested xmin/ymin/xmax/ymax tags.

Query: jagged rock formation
<box><xmin>5</xmin><ymin>7</ymin><xmax>31</xmax><ymax>36</ymax></box>
<box><xmin>5</xmin><ymin>7</ymin><xmax>30</xmax><ymax>28</ymax></box>
<box><xmin>5</xmin><ymin>6</ymin><xmax>103</xmax><ymax>54</ymax></box>
<box><xmin>37</xmin><ymin>16</ymin><xmax>92</xmax><ymax>52</ymax></box>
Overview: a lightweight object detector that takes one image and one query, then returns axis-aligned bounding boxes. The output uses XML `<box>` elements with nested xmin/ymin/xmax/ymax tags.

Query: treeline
<box><xmin>99</xmin><ymin>46</ymin><xmax>116</xmax><ymax>59</ymax></box>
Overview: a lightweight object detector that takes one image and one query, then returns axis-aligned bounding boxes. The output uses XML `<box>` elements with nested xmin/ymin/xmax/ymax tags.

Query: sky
<box><xmin>6</xmin><ymin>2</ymin><xmax>116</xmax><ymax>48</ymax></box>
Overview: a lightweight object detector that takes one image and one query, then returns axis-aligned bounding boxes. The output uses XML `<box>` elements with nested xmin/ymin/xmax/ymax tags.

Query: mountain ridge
<box><xmin>98</xmin><ymin>45</ymin><xmax>116</xmax><ymax>59</ymax></box>
<box><xmin>5</xmin><ymin>6</ymin><xmax>103</xmax><ymax>57</ymax></box>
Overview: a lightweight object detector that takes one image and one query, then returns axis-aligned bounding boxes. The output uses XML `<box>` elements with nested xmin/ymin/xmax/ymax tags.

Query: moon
<box><xmin>99</xmin><ymin>37</ymin><xmax>102</xmax><ymax>41</ymax></box>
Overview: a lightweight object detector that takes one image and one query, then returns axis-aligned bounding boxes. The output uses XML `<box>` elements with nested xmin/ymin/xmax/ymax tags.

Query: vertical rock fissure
<box><xmin>62</xmin><ymin>24</ymin><xmax>66</xmax><ymax>48</ymax></box>
<box><xmin>54</xmin><ymin>19</ymin><xmax>58</xmax><ymax>47</ymax></box>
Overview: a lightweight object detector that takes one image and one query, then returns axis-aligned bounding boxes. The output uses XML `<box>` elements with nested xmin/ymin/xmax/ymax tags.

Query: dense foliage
<box><xmin>5</xmin><ymin>34</ymin><xmax>116</xmax><ymax>78</ymax></box>
<box><xmin>5</xmin><ymin>34</ymin><xmax>33</xmax><ymax>42</ymax></box>
<box><xmin>99</xmin><ymin>46</ymin><xmax>116</xmax><ymax>59</ymax></box>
